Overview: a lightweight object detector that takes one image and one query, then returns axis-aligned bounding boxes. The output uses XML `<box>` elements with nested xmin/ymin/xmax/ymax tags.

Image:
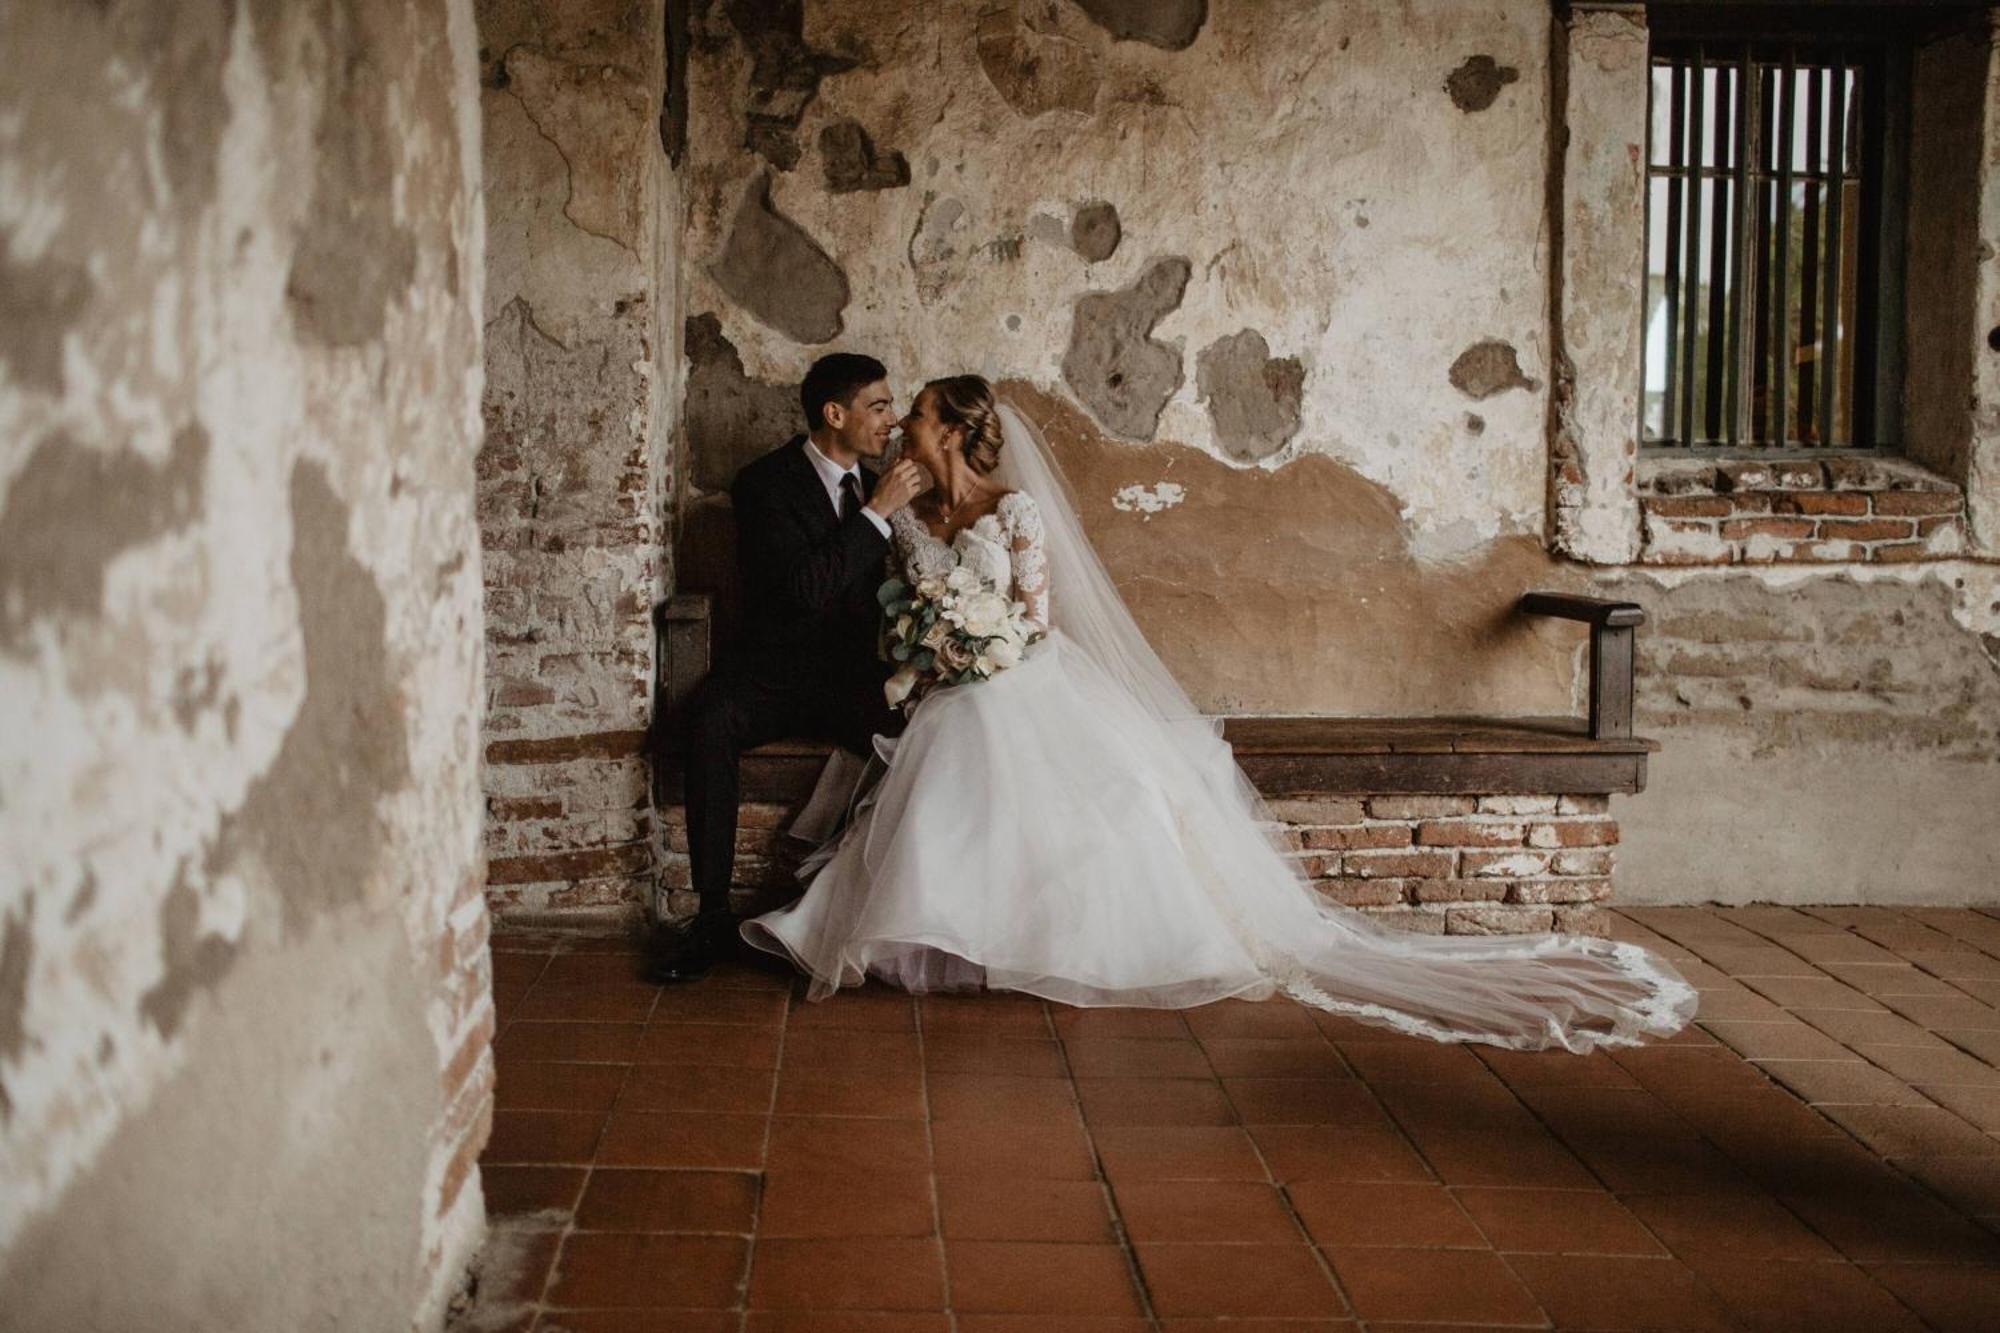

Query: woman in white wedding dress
<box><xmin>742</xmin><ymin>376</ymin><xmax>1697</xmax><ymax>1052</ymax></box>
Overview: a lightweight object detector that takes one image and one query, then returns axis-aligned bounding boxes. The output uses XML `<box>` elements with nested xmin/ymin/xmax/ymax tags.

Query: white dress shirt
<box><xmin>803</xmin><ymin>437</ymin><xmax>891</xmax><ymax>538</ymax></box>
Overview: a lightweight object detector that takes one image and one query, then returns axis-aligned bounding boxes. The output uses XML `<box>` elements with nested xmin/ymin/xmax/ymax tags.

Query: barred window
<box><xmin>1642</xmin><ymin>40</ymin><xmax>1904</xmax><ymax>449</ymax></box>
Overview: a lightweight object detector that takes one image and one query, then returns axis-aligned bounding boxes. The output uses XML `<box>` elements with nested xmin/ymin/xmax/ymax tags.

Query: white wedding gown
<box><xmin>743</xmin><ymin>409</ymin><xmax>1698</xmax><ymax>1053</ymax></box>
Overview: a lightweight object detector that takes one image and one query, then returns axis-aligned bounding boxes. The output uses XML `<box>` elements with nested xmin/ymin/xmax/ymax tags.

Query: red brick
<box><xmin>1341</xmin><ymin>849</ymin><xmax>1455</xmax><ymax>879</ymax></box>
<box><xmin>1526</xmin><ymin>820</ymin><xmax>1618</xmax><ymax>849</ymax></box>
<box><xmin>1411</xmin><ymin>879</ymin><xmax>1508</xmax><ymax>903</ymax></box>
<box><xmin>442</xmin><ymin>1009</ymin><xmax>497</xmax><ymax>1098</ymax></box>
<box><xmin>1645</xmin><ymin>496</ymin><xmax>1732</xmax><ymax>518</ymax></box>
<box><xmin>436</xmin><ymin>1097</ymin><xmax>494</xmax><ymax>1220</ymax></box>
<box><xmin>1871</xmin><ymin>490</ymin><xmax>1963</xmax><ymax>516</ymax></box>
<box><xmin>485</xmin><ymin>729</ymin><xmax>649</xmax><ymax>765</ymax></box>
<box><xmin>1508</xmin><ymin>878</ymin><xmax>1613</xmax><ymax>904</ymax></box>
<box><xmin>1773</xmin><ymin>491</ymin><xmax>1868</xmax><ymax>516</ymax></box>
<box><xmin>1720</xmin><ymin>517</ymin><xmax>1815</xmax><ymax>540</ymax></box>
<box><xmin>1366</xmin><ymin>797</ymin><xmax>1476</xmax><ymax>819</ymax></box>
<box><xmin>1460</xmin><ymin>849</ymin><xmax>1554</xmax><ymax>877</ymax></box>
<box><xmin>489</xmin><ymin>795</ymin><xmax>563</xmax><ymax>822</ymax></box>
<box><xmin>1815</xmin><ymin>518</ymin><xmax>1915</xmax><ymax>542</ymax></box>
<box><xmin>1551</xmin><ymin>847</ymin><xmax>1615</xmax><ymax>876</ymax></box>
<box><xmin>488</xmin><ymin>841</ymin><xmax>652</xmax><ymax>885</ymax></box>
<box><xmin>1416</xmin><ymin>820</ymin><xmax>1524</xmax><ymax>847</ymax></box>
<box><xmin>1869</xmin><ymin>542</ymin><xmax>1941</xmax><ymax>563</ymax></box>
<box><xmin>1318</xmin><ymin>881</ymin><xmax>1408</xmax><ymax>907</ymax></box>
<box><xmin>1303</xmin><ymin>824</ymin><xmax>1413</xmax><ymax>851</ymax></box>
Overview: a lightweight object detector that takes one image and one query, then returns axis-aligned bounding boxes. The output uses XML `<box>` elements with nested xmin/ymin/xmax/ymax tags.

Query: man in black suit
<box><xmin>651</xmin><ymin>353</ymin><xmax>928</xmax><ymax>981</ymax></box>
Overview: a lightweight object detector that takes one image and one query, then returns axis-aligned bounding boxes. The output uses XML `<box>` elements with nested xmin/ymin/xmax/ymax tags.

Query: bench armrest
<box><xmin>654</xmin><ymin>595</ymin><xmax>713</xmax><ymax>739</ymax></box>
<box><xmin>1520</xmin><ymin>592</ymin><xmax>1644</xmax><ymax>628</ymax></box>
<box><xmin>1519</xmin><ymin>591</ymin><xmax>1640</xmax><ymax>742</ymax></box>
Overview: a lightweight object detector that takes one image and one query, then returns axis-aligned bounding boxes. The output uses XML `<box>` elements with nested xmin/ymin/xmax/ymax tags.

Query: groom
<box><xmin>650</xmin><ymin>352</ymin><xmax>927</xmax><ymax>982</ymax></box>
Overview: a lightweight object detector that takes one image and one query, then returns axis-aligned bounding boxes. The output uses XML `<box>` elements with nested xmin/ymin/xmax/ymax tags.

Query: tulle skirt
<box><xmin>743</xmin><ymin>633</ymin><xmax>1698</xmax><ymax>1052</ymax></box>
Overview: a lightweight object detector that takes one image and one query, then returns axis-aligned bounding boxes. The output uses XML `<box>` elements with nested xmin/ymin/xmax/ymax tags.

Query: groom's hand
<box><xmin>867</xmin><ymin>459</ymin><xmax>927</xmax><ymax>518</ymax></box>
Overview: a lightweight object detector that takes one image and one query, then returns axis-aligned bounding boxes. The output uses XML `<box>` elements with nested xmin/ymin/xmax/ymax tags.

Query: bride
<box><xmin>741</xmin><ymin>375</ymin><xmax>1697</xmax><ymax>1052</ymax></box>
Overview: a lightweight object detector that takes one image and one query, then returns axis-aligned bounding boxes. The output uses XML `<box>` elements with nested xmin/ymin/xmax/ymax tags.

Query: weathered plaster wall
<box><xmin>659</xmin><ymin>0</ymin><xmax>2000</xmax><ymax>914</ymax></box>
<box><xmin>1606</xmin><ymin>564</ymin><xmax>2000</xmax><ymax>906</ymax></box>
<box><xmin>1549</xmin><ymin>3</ymin><xmax>1645</xmax><ymax>565</ymax></box>
<box><xmin>0</xmin><ymin>3</ymin><xmax>491</xmax><ymax>1328</ymax></box>
<box><xmin>679</xmin><ymin>0</ymin><xmax>1579</xmax><ymax>715</ymax></box>
<box><xmin>478</xmin><ymin>0</ymin><xmax>682</xmax><ymax>921</ymax></box>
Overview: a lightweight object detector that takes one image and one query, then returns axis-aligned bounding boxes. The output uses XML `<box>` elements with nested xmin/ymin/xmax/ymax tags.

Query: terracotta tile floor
<box><xmin>455</xmin><ymin>906</ymin><xmax>2000</xmax><ymax>1331</ymax></box>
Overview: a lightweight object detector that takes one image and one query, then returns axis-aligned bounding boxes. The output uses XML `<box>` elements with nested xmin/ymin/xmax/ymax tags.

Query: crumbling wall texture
<box><xmin>662</xmin><ymin>0</ymin><xmax>2000</xmax><ymax>912</ymax></box>
<box><xmin>1604</xmin><ymin>568</ymin><xmax>2000</xmax><ymax>907</ymax></box>
<box><xmin>478</xmin><ymin>0</ymin><xmax>681</xmax><ymax>923</ymax></box>
<box><xmin>679</xmin><ymin>0</ymin><xmax>1575</xmax><ymax>715</ymax></box>
<box><xmin>0</xmin><ymin>2</ymin><xmax>490</xmax><ymax>1328</ymax></box>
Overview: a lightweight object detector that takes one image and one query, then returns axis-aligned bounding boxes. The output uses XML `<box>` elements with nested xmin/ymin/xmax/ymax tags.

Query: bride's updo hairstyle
<box><xmin>925</xmin><ymin>374</ymin><xmax>1004</xmax><ymax>476</ymax></box>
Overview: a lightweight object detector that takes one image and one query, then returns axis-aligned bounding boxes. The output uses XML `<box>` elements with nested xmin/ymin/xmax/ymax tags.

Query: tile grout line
<box><xmin>909</xmin><ymin>991</ymin><xmax>956</xmax><ymax>1333</ymax></box>
<box><xmin>733</xmin><ymin>973</ymin><xmax>794</xmax><ymax>1330</ymax></box>
<box><xmin>1711</xmin><ymin>910</ymin><xmax>2000</xmax><ymax>1173</ymax></box>
<box><xmin>526</xmin><ymin>940</ymin><xmax>659</xmax><ymax>1326</ymax></box>
<box><xmin>1665</xmin><ymin>911</ymin><xmax>2000</xmax><ymax>1316</ymax></box>
<box><xmin>1227</xmin><ymin>1014</ymin><xmax>1370</xmax><ymax>1330</ymax></box>
<box><xmin>1053</xmin><ymin>1004</ymin><xmax>1164</xmax><ymax>1330</ymax></box>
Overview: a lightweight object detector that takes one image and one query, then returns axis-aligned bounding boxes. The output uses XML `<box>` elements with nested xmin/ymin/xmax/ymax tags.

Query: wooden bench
<box><xmin>652</xmin><ymin>591</ymin><xmax>1657</xmax><ymax>936</ymax></box>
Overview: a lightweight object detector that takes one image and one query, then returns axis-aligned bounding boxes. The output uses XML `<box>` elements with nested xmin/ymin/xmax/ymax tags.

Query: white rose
<box><xmin>884</xmin><ymin>664</ymin><xmax>920</xmax><ymax>707</ymax></box>
<box><xmin>920</xmin><ymin>620</ymin><xmax>948</xmax><ymax>650</ymax></box>
<box><xmin>916</xmin><ymin>577</ymin><xmax>946</xmax><ymax>600</ymax></box>
<box><xmin>982</xmin><ymin>636</ymin><xmax>1022</xmax><ymax>670</ymax></box>
<box><xmin>945</xmin><ymin>565</ymin><xmax>981</xmax><ymax>595</ymax></box>
<box><xmin>959</xmin><ymin>590</ymin><xmax>1011</xmax><ymax>638</ymax></box>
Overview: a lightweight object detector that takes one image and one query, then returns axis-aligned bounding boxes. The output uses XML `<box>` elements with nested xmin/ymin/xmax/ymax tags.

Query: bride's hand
<box><xmin>867</xmin><ymin>459</ymin><xmax>928</xmax><ymax>517</ymax></box>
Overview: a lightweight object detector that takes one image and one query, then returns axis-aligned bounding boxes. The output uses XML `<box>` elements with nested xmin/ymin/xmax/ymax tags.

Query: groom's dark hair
<box><xmin>801</xmin><ymin>353</ymin><xmax>888</xmax><ymax>432</ymax></box>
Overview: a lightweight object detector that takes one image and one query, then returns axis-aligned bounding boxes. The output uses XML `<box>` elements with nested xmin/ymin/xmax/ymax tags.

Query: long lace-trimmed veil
<box><xmin>986</xmin><ymin>398</ymin><xmax>1699</xmax><ymax>1052</ymax></box>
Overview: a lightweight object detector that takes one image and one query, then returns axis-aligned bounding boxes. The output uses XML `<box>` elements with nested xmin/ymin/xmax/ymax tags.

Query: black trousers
<box><xmin>679</xmin><ymin>655</ymin><xmax>901</xmax><ymax>919</ymax></box>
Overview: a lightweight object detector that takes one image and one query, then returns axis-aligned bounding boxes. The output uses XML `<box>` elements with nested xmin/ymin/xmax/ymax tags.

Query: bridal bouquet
<box><xmin>877</xmin><ymin>562</ymin><xmax>1039</xmax><ymax>709</ymax></box>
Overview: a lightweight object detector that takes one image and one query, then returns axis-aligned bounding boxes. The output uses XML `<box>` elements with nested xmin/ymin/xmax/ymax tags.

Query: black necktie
<box><xmin>839</xmin><ymin>471</ymin><xmax>862</xmax><ymax>521</ymax></box>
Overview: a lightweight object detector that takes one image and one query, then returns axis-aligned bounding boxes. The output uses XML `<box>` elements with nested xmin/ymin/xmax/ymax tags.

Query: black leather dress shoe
<box><xmin>645</xmin><ymin>916</ymin><xmax>736</xmax><ymax>983</ymax></box>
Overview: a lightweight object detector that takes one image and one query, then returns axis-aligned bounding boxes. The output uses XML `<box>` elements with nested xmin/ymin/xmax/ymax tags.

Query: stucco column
<box><xmin>1549</xmin><ymin>1</ymin><xmax>1648</xmax><ymax>564</ymax></box>
<box><xmin>1972</xmin><ymin>14</ymin><xmax>2000</xmax><ymax>555</ymax></box>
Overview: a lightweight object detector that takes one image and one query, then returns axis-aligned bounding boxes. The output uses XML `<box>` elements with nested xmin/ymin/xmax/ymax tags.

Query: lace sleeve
<box><xmin>1000</xmin><ymin>491</ymin><xmax>1049</xmax><ymax>634</ymax></box>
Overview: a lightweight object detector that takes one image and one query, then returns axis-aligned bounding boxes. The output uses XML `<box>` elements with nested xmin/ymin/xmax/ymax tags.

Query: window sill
<box><xmin>1633</xmin><ymin>453</ymin><xmax>1967</xmax><ymax>566</ymax></box>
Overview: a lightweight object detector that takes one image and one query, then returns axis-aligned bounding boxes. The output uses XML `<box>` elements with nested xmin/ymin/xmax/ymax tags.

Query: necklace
<box><xmin>934</xmin><ymin>484</ymin><xmax>986</xmax><ymax>537</ymax></box>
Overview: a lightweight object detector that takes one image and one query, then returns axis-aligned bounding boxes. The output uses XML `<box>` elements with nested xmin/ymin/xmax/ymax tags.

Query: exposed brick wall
<box><xmin>1638</xmin><ymin>455</ymin><xmax>1967</xmax><ymax>566</ymax></box>
<box><xmin>477</xmin><ymin>0</ymin><xmax>678</xmax><ymax>926</ymax></box>
<box><xmin>657</xmin><ymin>794</ymin><xmax>1619</xmax><ymax>939</ymax></box>
<box><xmin>484</xmin><ymin>730</ymin><xmax>654</xmax><ymax>920</ymax></box>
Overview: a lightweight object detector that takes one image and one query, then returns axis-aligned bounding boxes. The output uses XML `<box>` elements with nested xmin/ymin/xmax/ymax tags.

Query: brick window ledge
<box><xmin>1636</xmin><ymin>454</ymin><xmax>1968</xmax><ymax>566</ymax></box>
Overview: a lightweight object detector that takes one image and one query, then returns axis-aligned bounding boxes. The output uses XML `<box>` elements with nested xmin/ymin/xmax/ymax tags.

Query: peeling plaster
<box><xmin>709</xmin><ymin>172</ymin><xmax>848</xmax><ymax>343</ymax></box>
<box><xmin>1111</xmin><ymin>480</ymin><xmax>1185</xmax><ymax>516</ymax></box>
<box><xmin>1446</xmin><ymin>54</ymin><xmax>1520</xmax><ymax>112</ymax></box>
<box><xmin>0</xmin><ymin>426</ymin><xmax>208</xmax><ymax>657</ymax></box>
<box><xmin>685</xmin><ymin>311</ymin><xmax>798</xmax><ymax>490</ymax></box>
<box><xmin>136</xmin><ymin>865</ymin><xmax>237</xmax><ymax>1042</ymax></box>
<box><xmin>1074</xmin><ymin>0</ymin><xmax>1208</xmax><ymax>51</ymax></box>
<box><xmin>1062</xmin><ymin>256</ymin><xmax>1191</xmax><ymax>441</ymax></box>
<box><xmin>212</xmin><ymin>462</ymin><xmax>412</xmax><ymax>938</ymax></box>
<box><xmin>724</xmin><ymin>0</ymin><xmax>858</xmax><ymax>170</ymax></box>
<box><xmin>1070</xmin><ymin>199</ymin><xmax>1121</xmax><ymax>263</ymax></box>
<box><xmin>1195</xmin><ymin>328</ymin><xmax>1304</xmax><ymax>463</ymax></box>
<box><xmin>976</xmin><ymin>2</ymin><xmax>1101</xmax><ymax>119</ymax></box>
<box><xmin>1449</xmin><ymin>339</ymin><xmax>1539</xmax><ymax>399</ymax></box>
<box><xmin>284</xmin><ymin>3</ymin><xmax>421</xmax><ymax>347</ymax></box>
<box><xmin>0</xmin><ymin>240</ymin><xmax>92</xmax><ymax>395</ymax></box>
<box><xmin>820</xmin><ymin>118</ymin><xmax>909</xmax><ymax>193</ymax></box>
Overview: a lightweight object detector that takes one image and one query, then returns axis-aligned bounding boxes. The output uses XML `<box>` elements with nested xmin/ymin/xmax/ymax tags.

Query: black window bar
<box><xmin>1643</xmin><ymin>45</ymin><xmax>1875</xmax><ymax>449</ymax></box>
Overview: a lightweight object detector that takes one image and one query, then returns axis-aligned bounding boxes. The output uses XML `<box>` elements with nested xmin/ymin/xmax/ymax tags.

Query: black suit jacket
<box><xmin>728</xmin><ymin>436</ymin><xmax>892</xmax><ymax>677</ymax></box>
